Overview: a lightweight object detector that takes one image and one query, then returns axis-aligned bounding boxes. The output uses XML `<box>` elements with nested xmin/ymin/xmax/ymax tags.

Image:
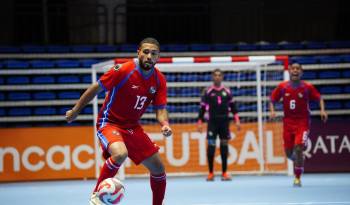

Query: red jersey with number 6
<box><xmin>97</xmin><ymin>59</ymin><xmax>167</xmax><ymax>129</ymax></box>
<box><xmin>270</xmin><ymin>81</ymin><xmax>321</xmax><ymax>120</ymax></box>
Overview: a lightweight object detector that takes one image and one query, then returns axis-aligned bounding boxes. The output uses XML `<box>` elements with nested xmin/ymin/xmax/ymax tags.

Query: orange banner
<box><xmin>0</xmin><ymin>127</ymin><xmax>95</xmax><ymax>182</ymax></box>
<box><xmin>127</xmin><ymin>122</ymin><xmax>287</xmax><ymax>175</ymax></box>
<box><xmin>0</xmin><ymin>122</ymin><xmax>287</xmax><ymax>182</ymax></box>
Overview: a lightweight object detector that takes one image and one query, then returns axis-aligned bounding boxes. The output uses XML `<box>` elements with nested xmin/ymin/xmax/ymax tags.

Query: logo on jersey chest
<box><xmin>131</xmin><ymin>84</ymin><xmax>140</xmax><ymax>89</ymax></box>
<box><xmin>285</xmin><ymin>92</ymin><xmax>303</xmax><ymax>98</ymax></box>
<box><xmin>210</xmin><ymin>91</ymin><xmax>227</xmax><ymax>98</ymax></box>
<box><xmin>113</xmin><ymin>64</ymin><xmax>121</xmax><ymax>71</ymax></box>
<box><xmin>127</xmin><ymin>129</ymin><xmax>134</xmax><ymax>135</ymax></box>
<box><xmin>149</xmin><ymin>86</ymin><xmax>156</xmax><ymax>94</ymax></box>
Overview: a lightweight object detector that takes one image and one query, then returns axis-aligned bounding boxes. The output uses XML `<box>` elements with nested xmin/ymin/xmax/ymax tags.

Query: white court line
<box><xmin>192</xmin><ymin>202</ymin><xmax>350</xmax><ymax>205</ymax></box>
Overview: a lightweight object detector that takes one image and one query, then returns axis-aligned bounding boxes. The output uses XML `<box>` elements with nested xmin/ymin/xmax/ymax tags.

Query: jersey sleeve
<box><xmin>308</xmin><ymin>83</ymin><xmax>321</xmax><ymax>101</ymax></box>
<box><xmin>227</xmin><ymin>88</ymin><xmax>238</xmax><ymax>114</ymax></box>
<box><xmin>98</xmin><ymin>64</ymin><xmax>126</xmax><ymax>91</ymax></box>
<box><xmin>229</xmin><ymin>100</ymin><xmax>239</xmax><ymax>114</ymax></box>
<box><xmin>153</xmin><ymin>71</ymin><xmax>167</xmax><ymax>109</ymax></box>
<box><xmin>270</xmin><ymin>83</ymin><xmax>283</xmax><ymax>103</ymax></box>
<box><xmin>198</xmin><ymin>88</ymin><xmax>208</xmax><ymax>121</ymax></box>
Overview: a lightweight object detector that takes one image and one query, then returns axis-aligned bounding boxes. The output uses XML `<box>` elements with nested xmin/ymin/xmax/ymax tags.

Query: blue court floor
<box><xmin>1</xmin><ymin>173</ymin><xmax>350</xmax><ymax>205</ymax></box>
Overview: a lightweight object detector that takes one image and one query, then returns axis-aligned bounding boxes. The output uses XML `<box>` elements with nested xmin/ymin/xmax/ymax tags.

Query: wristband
<box><xmin>160</xmin><ymin>120</ymin><xmax>169</xmax><ymax>126</ymax></box>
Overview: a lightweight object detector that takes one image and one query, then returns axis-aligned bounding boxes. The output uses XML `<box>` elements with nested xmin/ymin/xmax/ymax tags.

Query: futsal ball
<box><xmin>97</xmin><ymin>177</ymin><xmax>125</xmax><ymax>204</ymax></box>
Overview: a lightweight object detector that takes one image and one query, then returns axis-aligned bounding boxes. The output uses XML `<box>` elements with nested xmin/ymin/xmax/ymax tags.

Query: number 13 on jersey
<box><xmin>134</xmin><ymin>95</ymin><xmax>147</xmax><ymax>110</ymax></box>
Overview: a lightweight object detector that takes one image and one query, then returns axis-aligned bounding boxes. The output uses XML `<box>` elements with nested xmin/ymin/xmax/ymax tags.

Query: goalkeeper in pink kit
<box><xmin>65</xmin><ymin>37</ymin><xmax>171</xmax><ymax>205</ymax></box>
<box><xmin>269</xmin><ymin>63</ymin><xmax>327</xmax><ymax>187</ymax></box>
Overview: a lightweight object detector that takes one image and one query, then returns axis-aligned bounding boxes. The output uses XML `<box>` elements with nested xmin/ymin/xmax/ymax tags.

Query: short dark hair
<box><xmin>138</xmin><ymin>37</ymin><xmax>160</xmax><ymax>50</ymax></box>
<box><xmin>212</xmin><ymin>68</ymin><xmax>223</xmax><ymax>75</ymax></box>
<box><xmin>290</xmin><ymin>63</ymin><xmax>303</xmax><ymax>70</ymax></box>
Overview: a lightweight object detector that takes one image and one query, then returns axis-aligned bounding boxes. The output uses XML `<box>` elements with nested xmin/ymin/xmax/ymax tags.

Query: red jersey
<box><xmin>270</xmin><ymin>80</ymin><xmax>321</xmax><ymax>120</ymax></box>
<box><xmin>97</xmin><ymin>60</ymin><xmax>167</xmax><ymax>129</ymax></box>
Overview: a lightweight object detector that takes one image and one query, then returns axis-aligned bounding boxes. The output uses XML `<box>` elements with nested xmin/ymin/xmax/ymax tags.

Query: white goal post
<box><xmin>91</xmin><ymin>55</ymin><xmax>290</xmax><ymax>179</ymax></box>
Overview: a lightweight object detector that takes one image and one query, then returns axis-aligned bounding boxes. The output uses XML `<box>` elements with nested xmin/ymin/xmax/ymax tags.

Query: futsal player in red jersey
<box><xmin>65</xmin><ymin>37</ymin><xmax>172</xmax><ymax>205</ymax></box>
<box><xmin>269</xmin><ymin>63</ymin><xmax>327</xmax><ymax>187</ymax></box>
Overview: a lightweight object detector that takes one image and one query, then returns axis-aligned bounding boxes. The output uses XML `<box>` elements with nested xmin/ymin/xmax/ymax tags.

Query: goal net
<box><xmin>92</xmin><ymin>55</ymin><xmax>290</xmax><ymax>178</ymax></box>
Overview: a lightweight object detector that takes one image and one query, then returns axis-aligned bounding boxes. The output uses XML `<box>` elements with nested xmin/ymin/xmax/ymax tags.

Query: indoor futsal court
<box><xmin>1</xmin><ymin>1</ymin><xmax>350</xmax><ymax>205</ymax></box>
<box><xmin>1</xmin><ymin>173</ymin><xmax>350</xmax><ymax>205</ymax></box>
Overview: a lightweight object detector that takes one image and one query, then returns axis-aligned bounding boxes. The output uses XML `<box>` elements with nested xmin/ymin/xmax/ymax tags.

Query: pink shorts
<box><xmin>97</xmin><ymin>123</ymin><xmax>159</xmax><ymax>165</ymax></box>
<box><xmin>283</xmin><ymin>118</ymin><xmax>310</xmax><ymax>149</ymax></box>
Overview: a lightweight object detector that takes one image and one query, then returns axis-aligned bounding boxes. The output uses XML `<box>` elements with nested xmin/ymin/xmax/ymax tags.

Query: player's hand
<box><xmin>320</xmin><ymin>110</ymin><xmax>328</xmax><ymax>123</ymax></box>
<box><xmin>270</xmin><ymin>111</ymin><xmax>276</xmax><ymax>119</ymax></box>
<box><xmin>161</xmin><ymin>125</ymin><xmax>172</xmax><ymax>137</ymax></box>
<box><xmin>197</xmin><ymin>120</ymin><xmax>203</xmax><ymax>132</ymax></box>
<box><xmin>65</xmin><ymin>109</ymin><xmax>78</xmax><ymax>123</ymax></box>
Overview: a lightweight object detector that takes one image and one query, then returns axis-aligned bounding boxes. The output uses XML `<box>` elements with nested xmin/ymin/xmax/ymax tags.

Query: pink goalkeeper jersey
<box><xmin>97</xmin><ymin>59</ymin><xmax>167</xmax><ymax>129</ymax></box>
<box><xmin>270</xmin><ymin>80</ymin><xmax>321</xmax><ymax>120</ymax></box>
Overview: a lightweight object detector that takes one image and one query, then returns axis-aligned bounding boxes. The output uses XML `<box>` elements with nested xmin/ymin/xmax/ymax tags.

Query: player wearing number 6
<box><xmin>269</xmin><ymin>63</ymin><xmax>327</xmax><ymax>187</ymax></box>
<box><xmin>65</xmin><ymin>37</ymin><xmax>171</xmax><ymax>205</ymax></box>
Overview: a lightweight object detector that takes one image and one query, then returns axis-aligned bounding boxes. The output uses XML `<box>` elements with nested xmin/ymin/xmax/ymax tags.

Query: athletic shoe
<box><xmin>221</xmin><ymin>172</ymin><xmax>232</xmax><ymax>181</ymax></box>
<box><xmin>89</xmin><ymin>192</ymin><xmax>102</xmax><ymax>205</ymax></box>
<box><xmin>293</xmin><ymin>178</ymin><xmax>302</xmax><ymax>187</ymax></box>
<box><xmin>206</xmin><ymin>173</ymin><xmax>214</xmax><ymax>181</ymax></box>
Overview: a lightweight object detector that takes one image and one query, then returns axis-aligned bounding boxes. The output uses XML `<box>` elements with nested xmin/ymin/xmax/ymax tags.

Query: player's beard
<box><xmin>140</xmin><ymin>60</ymin><xmax>154</xmax><ymax>71</ymax></box>
<box><xmin>290</xmin><ymin>74</ymin><xmax>301</xmax><ymax>81</ymax></box>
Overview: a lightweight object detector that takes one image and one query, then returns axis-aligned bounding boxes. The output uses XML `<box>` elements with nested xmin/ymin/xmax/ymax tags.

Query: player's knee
<box><xmin>220</xmin><ymin>139</ymin><xmax>228</xmax><ymax>146</ymax></box>
<box><xmin>286</xmin><ymin>153</ymin><xmax>293</xmax><ymax>159</ymax></box>
<box><xmin>208</xmin><ymin>139</ymin><xmax>216</xmax><ymax>146</ymax></box>
<box><xmin>111</xmin><ymin>152</ymin><xmax>128</xmax><ymax>164</ymax></box>
<box><xmin>157</xmin><ymin>162</ymin><xmax>165</xmax><ymax>173</ymax></box>
<box><xmin>109</xmin><ymin>142</ymin><xmax>128</xmax><ymax>163</ymax></box>
<box><xmin>294</xmin><ymin>145</ymin><xmax>303</xmax><ymax>153</ymax></box>
<box><xmin>110</xmin><ymin>147</ymin><xmax>128</xmax><ymax>163</ymax></box>
<box><xmin>151</xmin><ymin>160</ymin><xmax>165</xmax><ymax>174</ymax></box>
<box><xmin>284</xmin><ymin>149</ymin><xmax>293</xmax><ymax>159</ymax></box>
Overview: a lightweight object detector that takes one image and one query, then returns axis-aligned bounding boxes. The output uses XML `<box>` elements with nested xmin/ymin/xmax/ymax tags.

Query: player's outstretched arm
<box><xmin>319</xmin><ymin>98</ymin><xmax>328</xmax><ymax>123</ymax></box>
<box><xmin>65</xmin><ymin>82</ymin><xmax>103</xmax><ymax>123</ymax></box>
<box><xmin>230</xmin><ymin>101</ymin><xmax>241</xmax><ymax>131</ymax></box>
<box><xmin>234</xmin><ymin>113</ymin><xmax>241</xmax><ymax>131</ymax></box>
<box><xmin>269</xmin><ymin>102</ymin><xmax>276</xmax><ymax>119</ymax></box>
<box><xmin>156</xmin><ymin>108</ymin><xmax>172</xmax><ymax>137</ymax></box>
<box><xmin>197</xmin><ymin>104</ymin><xmax>206</xmax><ymax>132</ymax></box>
